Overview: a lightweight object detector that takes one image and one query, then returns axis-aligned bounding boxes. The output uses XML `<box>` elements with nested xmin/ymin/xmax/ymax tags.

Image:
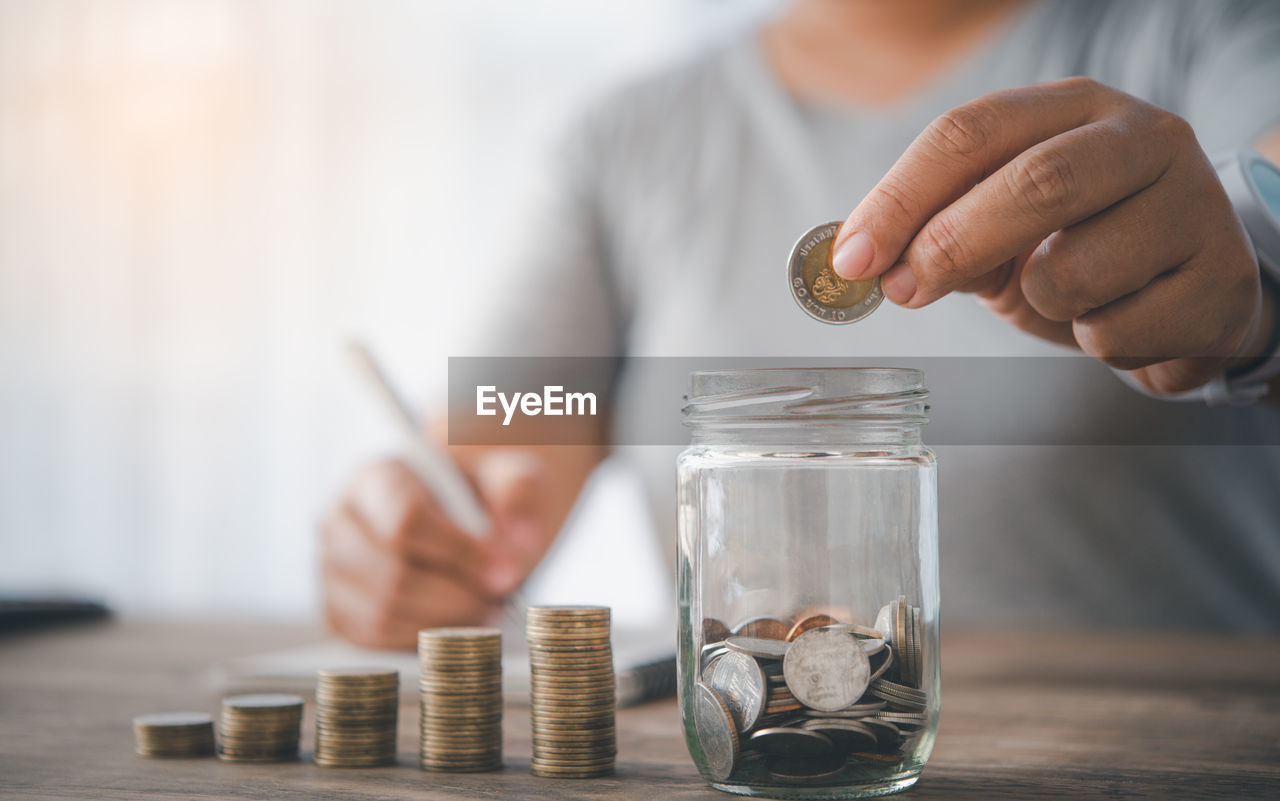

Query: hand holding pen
<box><xmin>320</xmin><ymin>343</ymin><xmax>540</xmax><ymax>649</ymax></box>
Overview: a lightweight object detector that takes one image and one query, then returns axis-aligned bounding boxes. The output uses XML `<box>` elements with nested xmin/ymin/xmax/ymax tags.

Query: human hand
<box><xmin>830</xmin><ymin>77</ymin><xmax>1271</xmax><ymax>394</ymax></box>
<box><xmin>321</xmin><ymin>453</ymin><xmax>548</xmax><ymax>649</ymax></box>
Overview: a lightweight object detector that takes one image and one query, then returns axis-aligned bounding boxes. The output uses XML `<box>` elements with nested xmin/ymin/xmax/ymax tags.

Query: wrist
<box><xmin>1226</xmin><ymin>272</ymin><xmax>1280</xmax><ymax>375</ymax></box>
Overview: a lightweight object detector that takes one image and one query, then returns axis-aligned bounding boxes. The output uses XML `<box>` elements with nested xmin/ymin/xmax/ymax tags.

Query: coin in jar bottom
<box><xmin>692</xmin><ymin>598</ymin><xmax>931</xmax><ymax>787</ymax></box>
<box><xmin>694</xmin><ymin>682</ymin><xmax>740</xmax><ymax>781</ymax></box>
<box><xmin>787</xmin><ymin>221</ymin><xmax>884</xmax><ymax>324</ymax></box>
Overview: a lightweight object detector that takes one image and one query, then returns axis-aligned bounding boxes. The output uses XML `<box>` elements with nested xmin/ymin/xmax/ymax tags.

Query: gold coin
<box><xmin>787</xmin><ymin>221</ymin><xmax>884</xmax><ymax>324</ymax></box>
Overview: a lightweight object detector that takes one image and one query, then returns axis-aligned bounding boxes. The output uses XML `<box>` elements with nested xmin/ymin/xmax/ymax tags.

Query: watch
<box><xmin>1204</xmin><ymin>149</ymin><xmax>1280</xmax><ymax>406</ymax></box>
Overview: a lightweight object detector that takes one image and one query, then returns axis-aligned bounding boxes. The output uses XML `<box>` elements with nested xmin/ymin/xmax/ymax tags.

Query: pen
<box><xmin>345</xmin><ymin>340</ymin><xmax>527</xmax><ymax>618</ymax></box>
<box><xmin>346</xmin><ymin>340</ymin><xmax>491</xmax><ymax>536</ymax></box>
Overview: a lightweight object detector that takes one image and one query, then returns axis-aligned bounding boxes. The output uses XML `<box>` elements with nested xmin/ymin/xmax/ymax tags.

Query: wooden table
<box><xmin>2</xmin><ymin>620</ymin><xmax>1278</xmax><ymax>800</ymax></box>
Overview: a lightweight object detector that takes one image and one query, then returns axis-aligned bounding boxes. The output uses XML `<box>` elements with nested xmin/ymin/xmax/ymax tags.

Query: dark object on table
<box><xmin>0</xmin><ymin>596</ymin><xmax>111</xmax><ymax>634</ymax></box>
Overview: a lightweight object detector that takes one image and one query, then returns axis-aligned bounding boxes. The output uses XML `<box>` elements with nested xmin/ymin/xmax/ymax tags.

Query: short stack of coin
<box><xmin>314</xmin><ymin>667</ymin><xmax>398</xmax><ymax>767</ymax></box>
<box><xmin>526</xmin><ymin>605</ymin><xmax>616</xmax><ymax>778</ymax></box>
<box><xmin>694</xmin><ymin>599</ymin><xmax>927</xmax><ymax>784</ymax></box>
<box><xmin>417</xmin><ymin>627</ymin><xmax>503</xmax><ymax>772</ymax></box>
<box><xmin>216</xmin><ymin>694</ymin><xmax>304</xmax><ymax>763</ymax></box>
<box><xmin>132</xmin><ymin>712</ymin><xmax>215</xmax><ymax>758</ymax></box>
<box><xmin>876</xmin><ymin>595</ymin><xmax>923</xmax><ymax>688</ymax></box>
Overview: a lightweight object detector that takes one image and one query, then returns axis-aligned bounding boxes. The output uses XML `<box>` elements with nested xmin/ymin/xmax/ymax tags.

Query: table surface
<box><xmin>2</xmin><ymin>620</ymin><xmax>1278</xmax><ymax>800</ymax></box>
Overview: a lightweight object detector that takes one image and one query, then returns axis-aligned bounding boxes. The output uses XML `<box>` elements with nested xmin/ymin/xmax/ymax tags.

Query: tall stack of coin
<box><xmin>314</xmin><ymin>667</ymin><xmax>399</xmax><ymax>767</ymax></box>
<box><xmin>132</xmin><ymin>712</ymin><xmax>215</xmax><ymax>758</ymax></box>
<box><xmin>525</xmin><ymin>605</ymin><xmax>616</xmax><ymax>778</ymax></box>
<box><xmin>216</xmin><ymin>694</ymin><xmax>304</xmax><ymax>763</ymax></box>
<box><xmin>417</xmin><ymin>627</ymin><xmax>503</xmax><ymax>772</ymax></box>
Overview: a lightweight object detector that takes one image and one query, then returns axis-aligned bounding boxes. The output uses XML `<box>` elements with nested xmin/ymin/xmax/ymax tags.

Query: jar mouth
<box><xmin>682</xmin><ymin>367</ymin><xmax>929</xmax><ymax>428</ymax></box>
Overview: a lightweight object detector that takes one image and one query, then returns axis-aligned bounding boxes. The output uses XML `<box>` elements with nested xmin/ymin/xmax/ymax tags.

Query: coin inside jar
<box><xmin>731</xmin><ymin>616</ymin><xmax>791</xmax><ymax>641</ymax></box>
<box><xmin>705</xmin><ymin>650</ymin><xmax>767</xmax><ymax>733</ymax></box>
<box><xmin>783</xmin><ymin>627</ymin><xmax>870</xmax><ymax>712</ymax></box>
<box><xmin>765</xmin><ymin>752</ymin><xmax>848</xmax><ymax>784</ymax></box>
<box><xmin>724</xmin><ymin>636</ymin><xmax>789</xmax><ymax>661</ymax></box>
<box><xmin>747</xmin><ymin>727</ymin><xmax>836</xmax><ymax>759</ymax></box>
<box><xmin>694</xmin><ymin>683</ymin><xmax>740</xmax><ymax>782</ymax></box>
<box><xmin>688</xmin><ymin>597</ymin><xmax>930</xmax><ymax>787</ymax></box>
<box><xmin>788</xmin><ymin>222</ymin><xmax>884</xmax><ymax>324</ymax></box>
<box><xmin>786</xmin><ymin>614</ymin><xmax>839</xmax><ymax>642</ymax></box>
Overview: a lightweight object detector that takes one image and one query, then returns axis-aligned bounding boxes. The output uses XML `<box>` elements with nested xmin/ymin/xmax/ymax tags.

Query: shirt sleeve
<box><xmin>462</xmin><ymin>117</ymin><xmax>625</xmax><ymax>360</ymax></box>
<box><xmin>1179</xmin><ymin>0</ymin><xmax>1280</xmax><ymax>152</ymax></box>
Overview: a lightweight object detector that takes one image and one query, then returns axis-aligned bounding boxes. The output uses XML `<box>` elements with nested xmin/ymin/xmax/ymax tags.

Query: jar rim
<box><xmin>683</xmin><ymin>367</ymin><xmax>929</xmax><ymax>428</ymax></box>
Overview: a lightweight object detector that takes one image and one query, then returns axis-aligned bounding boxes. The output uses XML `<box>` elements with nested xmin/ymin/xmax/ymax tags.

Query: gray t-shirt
<box><xmin>473</xmin><ymin>0</ymin><xmax>1280</xmax><ymax>631</ymax></box>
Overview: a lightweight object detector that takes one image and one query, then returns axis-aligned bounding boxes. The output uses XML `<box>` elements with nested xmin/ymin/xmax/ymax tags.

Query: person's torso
<box><xmin>582</xmin><ymin>0</ymin><xmax>1280</xmax><ymax>631</ymax></box>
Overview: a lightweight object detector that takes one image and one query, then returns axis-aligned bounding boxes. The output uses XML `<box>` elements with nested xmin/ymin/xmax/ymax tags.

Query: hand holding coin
<box><xmin>822</xmin><ymin>77</ymin><xmax>1276</xmax><ymax>395</ymax></box>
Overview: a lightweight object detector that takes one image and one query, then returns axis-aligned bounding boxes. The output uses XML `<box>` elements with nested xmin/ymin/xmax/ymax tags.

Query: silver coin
<box><xmin>705</xmin><ymin>650</ymin><xmax>767</xmax><ymax>733</ymax></box>
<box><xmin>893</xmin><ymin>597</ymin><xmax>910</xmax><ymax>685</ymax></box>
<box><xmin>804</xmin><ymin>700</ymin><xmax>886</xmax><ymax>719</ymax></box>
<box><xmin>870</xmin><ymin>677</ymin><xmax>927</xmax><ymax>705</ymax></box>
<box><xmin>765</xmin><ymin>752</ymin><xmax>847</xmax><ymax>784</ymax></box>
<box><xmin>819</xmin><ymin>625</ymin><xmax>887</xmax><ymax>656</ymax></box>
<box><xmin>874</xmin><ymin>602</ymin><xmax>894</xmax><ymax>643</ymax></box>
<box><xmin>875</xmin><ymin>711</ymin><xmax>927</xmax><ymax>727</ymax></box>
<box><xmin>788</xmin><ymin>221</ymin><xmax>885</xmax><ymax>325</ymax></box>
<box><xmin>859</xmin><ymin>718</ymin><xmax>902</xmax><ymax>752</ymax></box>
<box><xmin>868</xmin><ymin>646</ymin><xmax>894</xmax><ymax>684</ymax></box>
<box><xmin>801</xmin><ymin>718</ymin><xmax>879</xmax><ymax>754</ymax></box>
<box><xmin>783</xmin><ymin>627</ymin><xmax>870</xmax><ymax>713</ymax></box>
<box><xmin>694</xmin><ymin>683</ymin><xmax>740</xmax><ymax>781</ymax></box>
<box><xmin>747</xmin><ymin>727</ymin><xmax>836</xmax><ymax>759</ymax></box>
<box><xmin>725</xmin><ymin>636</ymin><xmax>789</xmax><ymax>661</ymax></box>
<box><xmin>908</xmin><ymin>605</ymin><xmax>923</xmax><ymax>687</ymax></box>
<box><xmin>701</xmin><ymin>644</ymin><xmax>731</xmax><ymax>669</ymax></box>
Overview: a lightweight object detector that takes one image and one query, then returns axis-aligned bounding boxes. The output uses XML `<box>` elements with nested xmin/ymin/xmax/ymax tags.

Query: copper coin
<box><xmin>732</xmin><ymin>617</ymin><xmax>790</xmax><ymax>641</ymax></box>
<box><xmin>702</xmin><ymin>617</ymin><xmax>730</xmax><ymax>644</ymax></box>
<box><xmin>786</xmin><ymin>614</ymin><xmax>839</xmax><ymax>642</ymax></box>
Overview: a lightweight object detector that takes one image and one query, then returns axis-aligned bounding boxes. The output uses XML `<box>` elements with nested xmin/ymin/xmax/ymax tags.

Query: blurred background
<box><xmin>0</xmin><ymin>0</ymin><xmax>776</xmax><ymax>623</ymax></box>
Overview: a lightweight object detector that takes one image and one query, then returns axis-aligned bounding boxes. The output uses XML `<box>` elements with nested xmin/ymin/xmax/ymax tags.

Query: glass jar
<box><xmin>676</xmin><ymin>368</ymin><xmax>938</xmax><ymax>799</ymax></box>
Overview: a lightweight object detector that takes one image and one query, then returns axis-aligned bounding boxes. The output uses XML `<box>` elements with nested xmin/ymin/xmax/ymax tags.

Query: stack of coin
<box><xmin>216</xmin><ymin>694</ymin><xmax>304</xmax><ymax>763</ymax></box>
<box><xmin>526</xmin><ymin>605</ymin><xmax>616</xmax><ymax>778</ymax></box>
<box><xmin>132</xmin><ymin>712</ymin><xmax>215</xmax><ymax>758</ymax></box>
<box><xmin>417</xmin><ymin>627</ymin><xmax>503</xmax><ymax>772</ymax></box>
<box><xmin>875</xmin><ymin>595</ymin><xmax>923</xmax><ymax>688</ymax></box>
<box><xmin>695</xmin><ymin>599</ymin><xmax>927</xmax><ymax>784</ymax></box>
<box><xmin>314</xmin><ymin>667</ymin><xmax>399</xmax><ymax>767</ymax></box>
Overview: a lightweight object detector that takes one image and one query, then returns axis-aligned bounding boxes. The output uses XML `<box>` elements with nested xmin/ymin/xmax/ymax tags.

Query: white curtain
<box><xmin>0</xmin><ymin>0</ymin><xmax>771</xmax><ymax>619</ymax></box>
